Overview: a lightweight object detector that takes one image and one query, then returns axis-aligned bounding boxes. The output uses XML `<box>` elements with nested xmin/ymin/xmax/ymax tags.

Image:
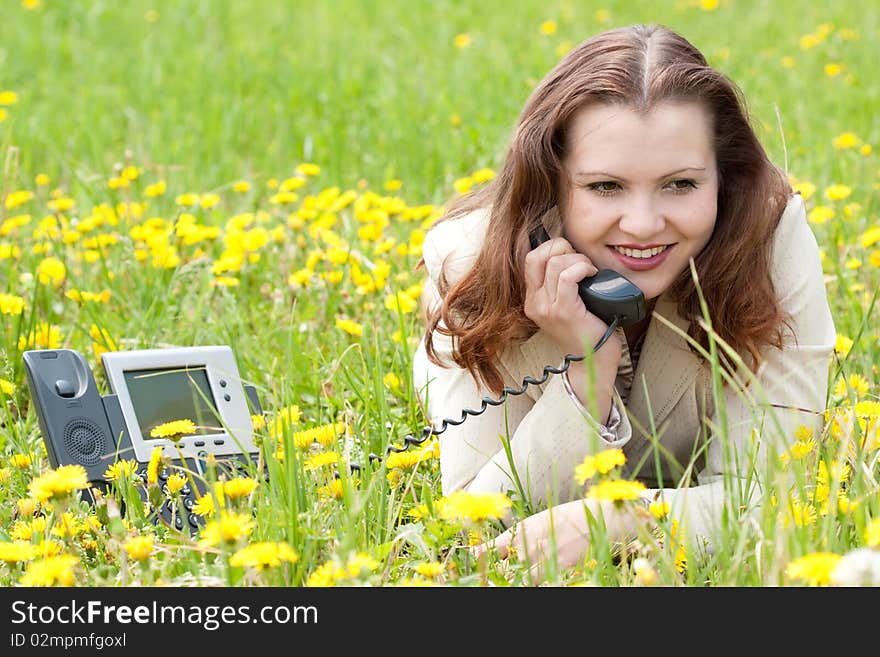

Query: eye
<box><xmin>586</xmin><ymin>181</ymin><xmax>620</xmax><ymax>196</ymax></box>
<box><xmin>667</xmin><ymin>179</ymin><xmax>697</xmax><ymax>193</ymax></box>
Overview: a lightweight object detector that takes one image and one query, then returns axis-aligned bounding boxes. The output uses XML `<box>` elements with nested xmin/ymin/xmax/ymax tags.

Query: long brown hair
<box><xmin>421</xmin><ymin>23</ymin><xmax>793</xmax><ymax>395</ymax></box>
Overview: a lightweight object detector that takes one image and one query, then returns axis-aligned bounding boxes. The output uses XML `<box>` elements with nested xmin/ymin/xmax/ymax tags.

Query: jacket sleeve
<box><xmin>413</xmin><ymin>211</ymin><xmax>633</xmax><ymax>510</ymax></box>
<box><xmin>646</xmin><ymin>194</ymin><xmax>836</xmax><ymax>549</ymax></box>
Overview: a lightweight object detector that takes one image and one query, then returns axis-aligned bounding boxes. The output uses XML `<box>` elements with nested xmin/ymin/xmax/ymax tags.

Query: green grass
<box><xmin>0</xmin><ymin>0</ymin><xmax>878</xmax><ymax>587</ymax></box>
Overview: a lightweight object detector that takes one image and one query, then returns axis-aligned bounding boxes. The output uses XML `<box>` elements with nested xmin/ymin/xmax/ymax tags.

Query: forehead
<box><xmin>564</xmin><ymin>101</ymin><xmax>715</xmax><ymax>175</ymax></box>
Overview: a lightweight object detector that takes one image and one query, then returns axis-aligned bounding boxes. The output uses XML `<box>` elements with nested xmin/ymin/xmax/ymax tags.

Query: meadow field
<box><xmin>0</xmin><ymin>0</ymin><xmax>878</xmax><ymax>587</ymax></box>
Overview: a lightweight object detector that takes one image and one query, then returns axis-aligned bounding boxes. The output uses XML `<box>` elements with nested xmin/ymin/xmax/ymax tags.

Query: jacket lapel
<box><xmin>624</xmin><ymin>291</ymin><xmax>703</xmax><ymax>461</ymax></box>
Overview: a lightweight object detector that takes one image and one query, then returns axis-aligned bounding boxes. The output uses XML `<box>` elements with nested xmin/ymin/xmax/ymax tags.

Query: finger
<box><xmin>554</xmin><ymin>261</ymin><xmax>597</xmax><ymax>307</ymax></box>
<box><xmin>544</xmin><ymin>255</ymin><xmax>597</xmax><ymax>303</ymax></box>
<box><xmin>524</xmin><ymin>237</ymin><xmax>575</xmax><ymax>291</ymax></box>
<box><xmin>478</xmin><ymin>528</ymin><xmax>514</xmax><ymax>560</ymax></box>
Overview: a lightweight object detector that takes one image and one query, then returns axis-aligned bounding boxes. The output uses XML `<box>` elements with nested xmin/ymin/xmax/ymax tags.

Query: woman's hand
<box><xmin>523</xmin><ymin>236</ymin><xmax>621</xmax><ymax>418</ymax></box>
<box><xmin>523</xmin><ymin>236</ymin><xmax>621</xmax><ymax>359</ymax></box>
<box><xmin>472</xmin><ymin>498</ymin><xmax>604</xmax><ymax>585</ymax></box>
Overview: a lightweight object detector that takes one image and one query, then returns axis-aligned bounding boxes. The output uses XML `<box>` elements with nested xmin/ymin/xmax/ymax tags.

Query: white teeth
<box><xmin>613</xmin><ymin>245</ymin><xmax>669</xmax><ymax>259</ymax></box>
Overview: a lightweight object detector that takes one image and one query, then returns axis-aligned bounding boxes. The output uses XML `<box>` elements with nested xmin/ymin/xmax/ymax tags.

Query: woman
<box><xmin>412</xmin><ymin>24</ymin><xmax>835</xmax><ymax>575</ymax></box>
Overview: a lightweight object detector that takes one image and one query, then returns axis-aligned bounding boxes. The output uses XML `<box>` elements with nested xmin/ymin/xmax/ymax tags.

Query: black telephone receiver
<box><xmin>529</xmin><ymin>226</ymin><xmax>646</xmax><ymax>328</ymax></box>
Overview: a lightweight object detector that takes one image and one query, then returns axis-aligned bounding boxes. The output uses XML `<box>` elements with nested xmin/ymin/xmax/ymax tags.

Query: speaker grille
<box><xmin>62</xmin><ymin>418</ymin><xmax>107</xmax><ymax>466</ymax></box>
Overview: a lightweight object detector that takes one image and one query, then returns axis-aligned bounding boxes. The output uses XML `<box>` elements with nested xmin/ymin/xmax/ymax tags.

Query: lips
<box><xmin>607</xmin><ymin>243</ymin><xmax>676</xmax><ymax>271</ymax></box>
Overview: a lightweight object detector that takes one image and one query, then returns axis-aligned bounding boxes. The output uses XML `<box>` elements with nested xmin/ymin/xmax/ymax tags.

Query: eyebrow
<box><xmin>573</xmin><ymin>167</ymin><xmax>706</xmax><ymax>182</ymax></box>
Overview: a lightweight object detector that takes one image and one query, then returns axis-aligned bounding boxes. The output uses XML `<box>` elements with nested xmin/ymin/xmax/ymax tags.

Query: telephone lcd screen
<box><xmin>122</xmin><ymin>367</ymin><xmax>220</xmax><ymax>440</ymax></box>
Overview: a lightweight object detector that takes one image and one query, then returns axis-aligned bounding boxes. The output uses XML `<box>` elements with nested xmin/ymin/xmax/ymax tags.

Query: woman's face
<box><xmin>559</xmin><ymin>100</ymin><xmax>719</xmax><ymax>302</ymax></box>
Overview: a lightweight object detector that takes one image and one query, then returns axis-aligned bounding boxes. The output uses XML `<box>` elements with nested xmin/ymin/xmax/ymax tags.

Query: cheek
<box><xmin>561</xmin><ymin>197</ymin><xmax>614</xmax><ymax>245</ymax></box>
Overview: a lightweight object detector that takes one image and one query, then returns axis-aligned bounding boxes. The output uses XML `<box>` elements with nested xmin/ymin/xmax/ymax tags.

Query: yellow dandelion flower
<box><xmin>439</xmin><ymin>490</ymin><xmax>512</xmax><ymax>523</ymax></box>
<box><xmin>791</xmin><ymin>180</ymin><xmax>815</xmax><ymax>200</ymax></box>
<box><xmin>785</xmin><ymin>552</ymin><xmax>841</xmax><ymax>586</ymax></box>
<box><xmin>307</xmin><ymin>560</ymin><xmax>347</xmax><ymax>587</ymax></box>
<box><xmin>17</xmin><ymin>497</ymin><xmax>37</xmax><ymax>516</ymax></box>
<box><xmin>824</xmin><ymin>63</ymin><xmax>843</xmax><ymax>77</ymax></box>
<box><xmin>166</xmin><ymin>472</ymin><xmax>187</xmax><ymax>495</ymax></box>
<box><xmin>0</xmin><ymin>90</ymin><xmax>19</xmax><ymax>105</ymax></box>
<box><xmin>453</xmin><ymin>33</ymin><xmax>471</xmax><ymax>49</ymax></box>
<box><xmin>385</xmin><ymin>447</ymin><xmax>432</xmax><ymax>470</ymax></box>
<box><xmin>291</xmin><ymin>421</ymin><xmax>347</xmax><ymax>449</ymax></box>
<box><xmin>192</xmin><ymin>492</ymin><xmax>219</xmax><ymax>517</ymax></box>
<box><xmin>335</xmin><ymin>317</ymin><xmax>363</xmax><ymax>336</ymax></box>
<box><xmin>230</xmin><ymin>542</ymin><xmax>299</xmax><ymax>570</ymax></box>
<box><xmin>123</xmin><ymin>535</ymin><xmax>154</xmax><ymax>562</ymax></box>
<box><xmin>833</xmin><ymin>132</ymin><xmax>861</xmax><ymax>149</ymax></box>
<box><xmin>0</xmin><ymin>541</ymin><xmax>37</xmax><ymax>562</ymax></box>
<box><xmin>539</xmin><ymin>20</ymin><xmax>557</xmax><ymax>35</ymax></box>
<box><xmin>150</xmin><ymin>418</ymin><xmax>197</xmax><ymax>440</ymax></box>
<box><xmin>103</xmin><ymin>459</ymin><xmax>138</xmax><ymax>482</ymax></box>
<box><xmin>145</xmin><ymin>181</ymin><xmax>166</xmax><ymax>197</ymax></box>
<box><xmin>384</xmin><ymin>291</ymin><xmax>417</xmax><ymax>314</ymax></box>
<box><xmin>11</xmin><ymin>516</ymin><xmax>47</xmax><ymax>541</ymax></box>
<box><xmin>10</xmin><ymin>453</ymin><xmax>31</xmax><ymax>468</ymax></box>
<box><xmin>20</xmin><ymin>554</ymin><xmax>78</xmax><ymax>587</ymax></box>
<box><xmin>197</xmin><ymin>512</ymin><xmax>255</xmax><ymax>547</ymax></box>
<box><xmin>834</xmin><ymin>374</ymin><xmax>870</xmax><ymax>398</ymax></box>
<box><xmin>649</xmin><ymin>499</ymin><xmax>670</xmax><ymax>519</ymax></box>
<box><xmin>305</xmin><ymin>451</ymin><xmax>339</xmax><ymax>470</ymax></box>
<box><xmin>383</xmin><ymin>371</ymin><xmax>400</xmax><ymax>391</ymax></box>
<box><xmin>222</xmin><ymin>477</ymin><xmax>258</xmax><ymax>499</ymax></box>
<box><xmin>835</xmin><ymin>335</ymin><xmax>853</xmax><ymax>358</ymax></box>
<box><xmin>574</xmin><ymin>448</ymin><xmax>626</xmax><ymax>484</ymax></box>
<box><xmin>808</xmin><ymin>205</ymin><xmax>834</xmax><ymax>224</ymax></box>
<box><xmin>413</xmin><ymin>561</ymin><xmax>444</xmax><ymax>577</ymax></box>
<box><xmin>37</xmin><ymin>256</ymin><xmax>66</xmax><ymax>287</ymax></box>
<box><xmin>28</xmin><ymin>464</ymin><xmax>89</xmax><ymax>503</ymax></box>
<box><xmin>346</xmin><ymin>552</ymin><xmax>380</xmax><ymax>577</ymax></box>
<box><xmin>0</xmin><ymin>293</ymin><xmax>25</xmax><ymax>315</ymax></box>
<box><xmin>50</xmin><ymin>512</ymin><xmax>86</xmax><ymax>539</ymax></box>
<box><xmin>859</xmin><ymin>226</ymin><xmax>880</xmax><ymax>249</ymax></box>
<box><xmin>232</xmin><ymin>180</ymin><xmax>251</xmax><ymax>193</ymax></box>
<box><xmin>784</xmin><ymin>498</ymin><xmax>817</xmax><ymax>528</ymax></box>
<box><xmin>825</xmin><ymin>184</ymin><xmax>852</xmax><ymax>201</ymax></box>
<box><xmin>317</xmin><ymin>479</ymin><xmax>343</xmax><ymax>498</ymax></box>
<box><xmin>146</xmin><ymin>446</ymin><xmax>163</xmax><ymax>485</ymax></box>
<box><xmin>269</xmin><ymin>405</ymin><xmax>301</xmax><ymax>439</ymax></box>
<box><xmin>586</xmin><ymin>479</ymin><xmax>647</xmax><ymax>503</ymax></box>
<box><xmin>453</xmin><ymin>177</ymin><xmax>473</xmax><ymax>195</ymax></box>
<box><xmin>295</xmin><ymin>163</ymin><xmax>320</xmax><ymax>177</ymax></box>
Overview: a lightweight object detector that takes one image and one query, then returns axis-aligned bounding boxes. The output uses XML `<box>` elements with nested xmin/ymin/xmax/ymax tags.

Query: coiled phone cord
<box><xmin>347</xmin><ymin>315</ymin><xmax>622</xmax><ymax>471</ymax></box>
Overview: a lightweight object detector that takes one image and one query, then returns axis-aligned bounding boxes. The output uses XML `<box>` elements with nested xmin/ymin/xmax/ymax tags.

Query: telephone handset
<box><xmin>529</xmin><ymin>226</ymin><xmax>647</xmax><ymax>328</ymax></box>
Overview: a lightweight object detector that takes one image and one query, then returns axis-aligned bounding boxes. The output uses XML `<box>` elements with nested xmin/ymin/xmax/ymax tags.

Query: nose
<box><xmin>617</xmin><ymin>194</ymin><xmax>666</xmax><ymax>239</ymax></box>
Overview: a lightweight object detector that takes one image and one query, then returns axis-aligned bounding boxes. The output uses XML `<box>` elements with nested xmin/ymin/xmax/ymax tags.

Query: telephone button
<box><xmin>188</xmin><ymin>514</ymin><xmax>201</xmax><ymax>528</ymax></box>
<box><xmin>194</xmin><ymin>440</ymin><xmax>206</xmax><ymax>447</ymax></box>
<box><xmin>54</xmin><ymin>379</ymin><xmax>76</xmax><ymax>398</ymax></box>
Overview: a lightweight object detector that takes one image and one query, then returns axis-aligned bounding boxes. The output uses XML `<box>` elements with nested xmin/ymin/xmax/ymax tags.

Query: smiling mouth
<box><xmin>610</xmin><ymin>244</ymin><xmax>675</xmax><ymax>259</ymax></box>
